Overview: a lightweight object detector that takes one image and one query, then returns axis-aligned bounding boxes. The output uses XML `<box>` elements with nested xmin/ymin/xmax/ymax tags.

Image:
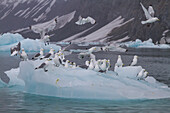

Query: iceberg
<box><xmin>121</xmin><ymin>39</ymin><xmax>170</xmax><ymax>49</ymax></box>
<box><xmin>0</xmin><ymin>33</ymin><xmax>24</xmax><ymax>46</ymax></box>
<box><xmin>0</xmin><ymin>33</ymin><xmax>61</xmax><ymax>52</ymax></box>
<box><xmin>2</xmin><ymin>60</ymin><xmax>170</xmax><ymax>100</ymax></box>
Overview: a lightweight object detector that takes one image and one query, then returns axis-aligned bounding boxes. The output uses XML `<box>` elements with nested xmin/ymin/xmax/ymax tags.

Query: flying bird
<box><xmin>140</xmin><ymin>3</ymin><xmax>159</xmax><ymax>25</ymax></box>
<box><xmin>75</xmin><ymin>16</ymin><xmax>96</xmax><ymax>25</ymax></box>
<box><xmin>10</xmin><ymin>42</ymin><xmax>21</xmax><ymax>56</ymax></box>
<box><xmin>29</xmin><ymin>18</ymin><xmax>57</xmax><ymax>39</ymax></box>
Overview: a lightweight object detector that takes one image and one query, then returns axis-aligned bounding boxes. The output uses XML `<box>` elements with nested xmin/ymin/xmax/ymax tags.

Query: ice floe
<box><xmin>121</xmin><ymin>38</ymin><xmax>170</xmax><ymax>49</ymax></box>
<box><xmin>1</xmin><ymin>60</ymin><xmax>170</xmax><ymax>100</ymax></box>
<box><xmin>0</xmin><ymin>33</ymin><xmax>61</xmax><ymax>52</ymax></box>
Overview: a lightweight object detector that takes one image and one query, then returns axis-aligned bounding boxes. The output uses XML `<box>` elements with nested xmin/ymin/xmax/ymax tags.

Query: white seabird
<box><xmin>72</xmin><ymin>62</ymin><xmax>77</xmax><ymax>69</ymax></box>
<box><xmin>88</xmin><ymin>59</ymin><xmax>95</xmax><ymax>70</ymax></box>
<box><xmin>43</xmin><ymin>35</ymin><xmax>51</xmax><ymax>46</ymax></box>
<box><xmin>10</xmin><ymin>42</ymin><xmax>21</xmax><ymax>56</ymax></box>
<box><xmin>53</xmin><ymin>53</ymin><xmax>62</xmax><ymax>67</ymax></box>
<box><xmin>115</xmin><ymin>55</ymin><xmax>124</xmax><ymax>67</ymax></box>
<box><xmin>143</xmin><ymin>71</ymin><xmax>149</xmax><ymax>78</ymax></box>
<box><xmin>32</xmin><ymin>48</ymin><xmax>44</xmax><ymax>60</ymax></box>
<box><xmin>94</xmin><ymin>61</ymin><xmax>100</xmax><ymax>72</ymax></box>
<box><xmin>29</xmin><ymin>18</ymin><xmax>57</xmax><ymax>42</ymax></box>
<box><xmin>20</xmin><ymin>48</ymin><xmax>28</xmax><ymax>61</ymax></box>
<box><xmin>100</xmin><ymin>59</ymin><xmax>107</xmax><ymax>71</ymax></box>
<box><xmin>88</xmin><ymin>47</ymin><xmax>98</xmax><ymax>53</ymax></box>
<box><xmin>106</xmin><ymin>60</ymin><xmax>111</xmax><ymax>71</ymax></box>
<box><xmin>85</xmin><ymin>60</ymin><xmax>90</xmax><ymax>67</ymax></box>
<box><xmin>35</xmin><ymin>59</ymin><xmax>51</xmax><ymax>72</ymax></box>
<box><xmin>65</xmin><ymin>60</ymin><xmax>70</xmax><ymax>68</ymax></box>
<box><xmin>41</xmin><ymin>48</ymin><xmax>55</xmax><ymax>60</ymax></box>
<box><xmin>130</xmin><ymin>55</ymin><xmax>138</xmax><ymax>66</ymax></box>
<box><xmin>140</xmin><ymin>3</ymin><xmax>159</xmax><ymax>25</ymax></box>
<box><xmin>75</xmin><ymin>16</ymin><xmax>96</xmax><ymax>25</ymax></box>
<box><xmin>137</xmin><ymin>69</ymin><xmax>145</xmax><ymax>79</ymax></box>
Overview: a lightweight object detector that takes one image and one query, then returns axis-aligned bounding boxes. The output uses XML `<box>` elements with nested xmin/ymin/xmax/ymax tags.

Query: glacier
<box><xmin>0</xmin><ymin>33</ymin><xmax>61</xmax><ymax>52</ymax></box>
<box><xmin>121</xmin><ymin>38</ymin><xmax>170</xmax><ymax>49</ymax></box>
<box><xmin>1</xmin><ymin>60</ymin><xmax>170</xmax><ymax>100</ymax></box>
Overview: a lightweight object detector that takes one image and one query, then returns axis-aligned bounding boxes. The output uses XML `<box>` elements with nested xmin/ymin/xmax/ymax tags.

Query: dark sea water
<box><xmin>0</xmin><ymin>48</ymin><xmax>170</xmax><ymax>113</ymax></box>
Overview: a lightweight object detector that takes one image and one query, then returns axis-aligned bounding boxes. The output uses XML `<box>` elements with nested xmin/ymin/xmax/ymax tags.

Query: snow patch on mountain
<box><xmin>65</xmin><ymin>16</ymin><xmax>134</xmax><ymax>43</ymax></box>
<box><xmin>0</xmin><ymin>0</ymin><xmax>61</xmax><ymax>21</ymax></box>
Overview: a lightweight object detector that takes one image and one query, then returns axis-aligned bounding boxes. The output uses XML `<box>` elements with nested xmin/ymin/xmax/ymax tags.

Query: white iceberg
<box><xmin>0</xmin><ymin>33</ymin><xmax>61</xmax><ymax>52</ymax></box>
<box><xmin>0</xmin><ymin>33</ymin><xmax>24</xmax><ymax>46</ymax></box>
<box><xmin>121</xmin><ymin>38</ymin><xmax>170</xmax><ymax>49</ymax></box>
<box><xmin>2</xmin><ymin>60</ymin><xmax>170</xmax><ymax>100</ymax></box>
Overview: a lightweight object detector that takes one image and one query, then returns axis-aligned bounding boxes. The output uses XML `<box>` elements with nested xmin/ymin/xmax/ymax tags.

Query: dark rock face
<box><xmin>0</xmin><ymin>0</ymin><xmax>169</xmax><ymax>43</ymax></box>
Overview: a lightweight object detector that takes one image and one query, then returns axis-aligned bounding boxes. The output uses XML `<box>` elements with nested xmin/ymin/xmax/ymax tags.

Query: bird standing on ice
<box><xmin>41</xmin><ymin>47</ymin><xmax>54</xmax><ymax>60</ymax></box>
<box><xmin>140</xmin><ymin>3</ymin><xmax>159</xmax><ymax>25</ymax></box>
<box><xmin>88</xmin><ymin>59</ymin><xmax>95</xmax><ymax>70</ymax></box>
<box><xmin>32</xmin><ymin>48</ymin><xmax>44</xmax><ymax>60</ymax></box>
<box><xmin>20</xmin><ymin>48</ymin><xmax>28</xmax><ymax>61</ymax></box>
<box><xmin>53</xmin><ymin>53</ymin><xmax>62</xmax><ymax>67</ymax></box>
<box><xmin>130</xmin><ymin>55</ymin><xmax>138</xmax><ymax>66</ymax></box>
<box><xmin>115</xmin><ymin>55</ymin><xmax>124</xmax><ymax>67</ymax></box>
<box><xmin>35</xmin><ymin>59</ymin><xmax>51</xmax><ymax>72</ymax></box>
<box><xmin>137</xmin><ymin>69</ymin><xmax>145</xmax><ymax>79</ymax></box>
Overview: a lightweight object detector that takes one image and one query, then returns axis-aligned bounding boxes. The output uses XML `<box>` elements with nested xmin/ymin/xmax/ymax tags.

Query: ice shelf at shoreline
<box><xmin>0</xmin><ymin>33</ymin><xmax>61</xmax><ymax>52</ymax></box>
<box><xmin>121</xmin><ymin>39</ymin><xmax>170</xmax><ymax>49</ymax></box>
<box><xmin>1</xmin><ymin>60</ymin><xmax>170</xmax><ymax>100</ymax></box>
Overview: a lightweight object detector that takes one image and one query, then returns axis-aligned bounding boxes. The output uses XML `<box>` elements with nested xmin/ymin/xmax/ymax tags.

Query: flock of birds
<box><xmin>9</xmin><ymin>2</ymin><xmax>157</xmax><ymax>81</ymax></box>
<box><xmin>10</xmin><ymin>43</ymin><xmax>149</xmax><ymax>80</ymax></box>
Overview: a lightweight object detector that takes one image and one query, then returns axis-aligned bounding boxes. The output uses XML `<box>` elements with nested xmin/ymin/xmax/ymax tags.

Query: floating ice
<box><xmin>0</xmin><ymin>33</ymin><xmax>24</xmax><ymax>46</ymax></box>
<box><xmin>2</xmin><ymin>60</ymin><xmax>170</xmax><ymax>100</ymax></box>
<box><xmin>0</xmin><ymin>33</ymin><xmax>61</xmax><ymax>52</ymax></box>
<box><xmin>121</xmin><ymin>38</ymin><xmax>170</xmax><ymax>49</ymax></box>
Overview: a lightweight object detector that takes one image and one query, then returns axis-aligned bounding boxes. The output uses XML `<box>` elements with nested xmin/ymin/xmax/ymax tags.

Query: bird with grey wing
<box><xmin>40</xmin><ymin>48</ymin><xmax>55</xmax><ymax>60</ymax></box>
<box><xmin>140</xmin><ymin>2</ymin><xmax>159</xmax><ymax>26</ymax></box>
<box><xmin>35</xmin><ymin>59</ymin><xmax>52</xmax><ymax>72</ymax></box>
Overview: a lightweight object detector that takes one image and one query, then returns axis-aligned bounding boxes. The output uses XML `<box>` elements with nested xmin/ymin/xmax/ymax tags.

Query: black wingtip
<box><xmin>29</xmin><ymin>26</ymin><xmax>32</xmax><ymax>29</ymax></box>
<box><xmin>55</xmin><ymin>18</ymin><xmax>57</xmax><ymax>23</ymax></box>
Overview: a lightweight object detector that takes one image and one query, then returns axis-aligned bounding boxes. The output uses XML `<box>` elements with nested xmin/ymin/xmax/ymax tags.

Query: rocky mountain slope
<box><xmin>0</xmin><ymin>0</ymin><xmax>169</xmax><ymax>43</ymax></box>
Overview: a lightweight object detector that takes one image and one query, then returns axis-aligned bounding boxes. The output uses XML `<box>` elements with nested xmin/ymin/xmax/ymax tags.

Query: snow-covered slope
<box><xmin>0</xmin><ymin>0</ymin><xmax>170</xmax><ymax>43</ymax></box>
<box><xmin>64</xmin><ymin>16</ymin><xmax>133</xmax><ymax>43</ymax></box>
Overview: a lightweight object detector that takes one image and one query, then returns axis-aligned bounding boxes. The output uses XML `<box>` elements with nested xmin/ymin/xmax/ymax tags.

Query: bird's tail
<box><xmin>141</xmin><ymin>21</ymin><xmax>147</xmax><ymax>24</ymax></box>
